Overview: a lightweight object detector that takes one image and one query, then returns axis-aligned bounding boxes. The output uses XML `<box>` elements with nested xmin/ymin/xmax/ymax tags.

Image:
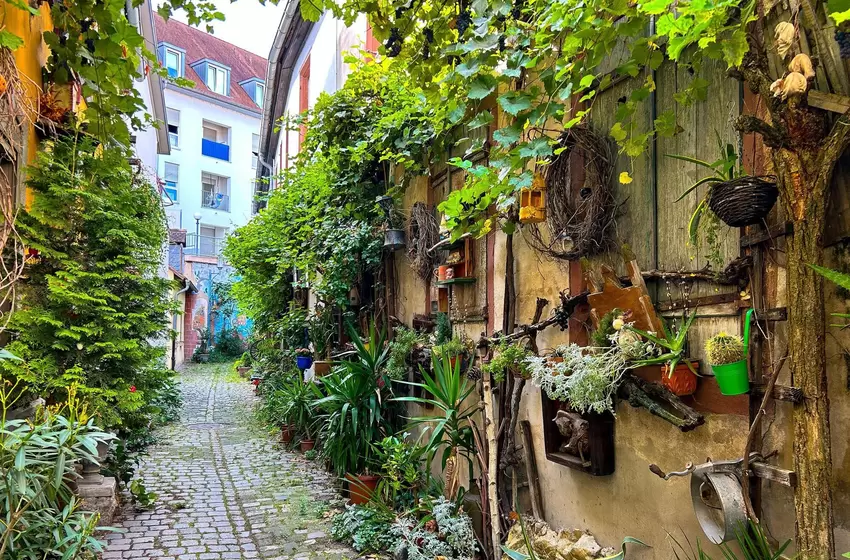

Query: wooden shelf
<box><xmin>436</xmin><ymin>277</ymin><xmax>477</xmax><ymax>286</ymax></box>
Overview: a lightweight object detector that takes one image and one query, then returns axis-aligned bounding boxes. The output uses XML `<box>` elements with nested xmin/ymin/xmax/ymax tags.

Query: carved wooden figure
<box><xmin>554</xmin><ymin>409</ymin><xmax>590</xmax><ymax>462</ymax></box>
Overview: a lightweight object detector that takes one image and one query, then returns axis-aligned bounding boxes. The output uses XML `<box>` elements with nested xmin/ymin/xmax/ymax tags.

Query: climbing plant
<box><xmin>225</xmin><ymin>56</ymin><xmax>446</xmax><ymax>316</ymax></box>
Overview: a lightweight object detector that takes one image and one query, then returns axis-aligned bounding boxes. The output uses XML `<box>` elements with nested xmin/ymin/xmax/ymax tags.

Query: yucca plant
<box><xmin>394</xmin><ymin>353</ymin><xmax>477</xmax><ymax>476</ymax></box>
<box><xmin>705</xmin><ymin>333</ymin><xmax>745</xmax><ymax>366</ymax></box>
<box><xmin>669</xmin><ymin>521</ymin><xmax>792</xmax><ymax>560</ymax></box>
<box><xmin>314</xmin><ymin>320</ymin><xmax>398</xmax><ymax>477</ymax></box>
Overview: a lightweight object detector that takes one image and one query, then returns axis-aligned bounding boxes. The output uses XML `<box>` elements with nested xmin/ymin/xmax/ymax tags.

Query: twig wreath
<box><xmin>406</xmin><ymin>201</ymin><xmax>440</xmax><ymax>281</ymax></box>
<box><xmin>527</xmin><ymin>125</ymin><xmax>618</xmax><ymax>261</ymax></box>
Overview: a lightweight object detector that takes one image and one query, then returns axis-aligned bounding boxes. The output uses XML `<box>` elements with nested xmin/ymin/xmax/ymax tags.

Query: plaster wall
<box><xmin>158</xmin><ymin>86</ymin><xmax>261</xmax><ymax>232</ymax></box>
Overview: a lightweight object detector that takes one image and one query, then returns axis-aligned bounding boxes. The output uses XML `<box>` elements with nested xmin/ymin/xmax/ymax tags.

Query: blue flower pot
<box><xmin>296</xmin><ymin>355</ymin><xmax>313</xmax><ymax>370</ymax></box>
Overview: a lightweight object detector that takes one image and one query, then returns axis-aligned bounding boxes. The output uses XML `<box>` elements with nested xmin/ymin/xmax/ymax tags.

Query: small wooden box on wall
<box><xmin>540</xmin><ymin>393</ymin><xmax>615</xmax><ymax>476</ymax></box>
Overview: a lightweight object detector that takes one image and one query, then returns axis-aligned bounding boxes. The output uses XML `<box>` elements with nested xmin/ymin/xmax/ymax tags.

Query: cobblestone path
<box><xmin>103</xmin><ymin>363</ymin><xmax>353</xmax><ymax>560</ymax></box>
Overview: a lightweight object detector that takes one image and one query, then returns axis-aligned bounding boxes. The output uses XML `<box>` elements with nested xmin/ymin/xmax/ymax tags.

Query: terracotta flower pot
<box><xmin>313</xmin><ymin>361</ymin><xmax>332</xmax><ymax>377</ymax></box>
<box><xmin>300</xmin><ymin>439</ymin><xmax>315</xmax><ymax>452</ymax></box>
<box><xmin>237</xmin><ymin>366</ymin><xmax>251</xmax><ymax>378</ymax></box>
<box><xmin>662</xmin><ymin>362</ymin><xmax>699</xmax><ymax>396</ymax></box>
<box><xmin>280</xmin><ymin>424</ymin><xmax>296</xmax><ymax>444</ymax></box>
<box><xmin>345</xmin><ymin>473</ymin><xmax>379</xmax><ymax>505</ymax></box>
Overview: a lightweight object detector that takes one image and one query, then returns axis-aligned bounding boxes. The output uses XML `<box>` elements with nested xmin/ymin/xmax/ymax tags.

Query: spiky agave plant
<box><xmin>705</xmin><ymin>332</ymin><xmax>744</xmax><ymax>366</ymax></box>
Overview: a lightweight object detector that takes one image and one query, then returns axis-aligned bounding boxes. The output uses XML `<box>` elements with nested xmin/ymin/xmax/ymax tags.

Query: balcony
<box><xmin>186</xmin><ymin>233</ymin><xmax>226</xmax><ymax>258</ymax></box>
<box><xmin>202</xmin><ymin>191</ymin><xmax>230</xmax><ymax>212</ymax></box>
<box><xmin>201</xmin><ymin>138</ymin><xmax>230</xmax><ymax>161</ymax></box>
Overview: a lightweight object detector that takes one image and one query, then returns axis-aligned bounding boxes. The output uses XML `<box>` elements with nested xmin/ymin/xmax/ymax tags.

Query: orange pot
<box><xmin>280</xmin><ymin>424</ymin><xmax>296</xmax><ymax>444</ymax></box>
<box><xmin>300</xmin><ymin>439</ymin><xmax>315</xmax><ymax>452</ymax></box>
<box><xmin>662</xmin><ymin>363</ymin><xmax>699</xmax><ymax>396</ymax></box>
<box><xmin>314</xmin><ymin>361</ymin><xmax>332</xmax><ymax>377</ymax></box>
<box><xmin>438</xmin><ymin>265</ymin><xmax>451</xmax><ymax>281</ymax></box>
<box><xmin>346</xmin><ymin>473</ymin><xmax>379</xmax><ymax>505</ymax></box>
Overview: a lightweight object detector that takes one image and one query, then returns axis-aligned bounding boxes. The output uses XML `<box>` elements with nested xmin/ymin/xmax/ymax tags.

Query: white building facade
<box><xmin>256</xmin><ymin>4</ymin><xmax>370</xmax><ymax>193</ymax></box>
<box><xmin>155</xmin><ymin>14</ymin><xmax>267</xmax><ymax>255</ymax></box>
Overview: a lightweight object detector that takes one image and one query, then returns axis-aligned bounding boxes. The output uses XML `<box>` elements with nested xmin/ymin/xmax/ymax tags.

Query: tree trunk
<box><xmin>481</xmin><ymin>374</ymin><xmax>501</xmax><ymax>560</ymax></box>
<box><xmin>773</xmin><ymin>148</ymin><xmax>835</xmax><ymax>558</ymax></box>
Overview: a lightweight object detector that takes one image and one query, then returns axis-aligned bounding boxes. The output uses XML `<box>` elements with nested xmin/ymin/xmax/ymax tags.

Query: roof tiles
<box><xmin>155</xmin><ymin>14</ymin><xmax>268</xmax><ymax>112</ymax></box>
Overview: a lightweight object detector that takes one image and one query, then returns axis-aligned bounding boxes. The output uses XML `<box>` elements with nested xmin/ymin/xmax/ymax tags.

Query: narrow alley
<box><xmin>102</xmin><ymin>363</ymin><xmax>353</xmax><ymax>560</ymax></box>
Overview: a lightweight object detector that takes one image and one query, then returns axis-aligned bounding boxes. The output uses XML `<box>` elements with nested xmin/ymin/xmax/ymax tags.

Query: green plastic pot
<box><xmin>710</xmin><ymin>309</ymin><xmax>753</xmax><ymax>396</ymax></box>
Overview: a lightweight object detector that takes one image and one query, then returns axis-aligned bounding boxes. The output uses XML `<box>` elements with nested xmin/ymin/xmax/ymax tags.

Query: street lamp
<box><xmin>193</xmin><ymin>212</ymin><xmax>201</xmax><ymax>255</ymax></box>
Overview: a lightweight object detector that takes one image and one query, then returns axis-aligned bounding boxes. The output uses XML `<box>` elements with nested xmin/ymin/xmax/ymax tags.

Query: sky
<box><xmin>166</xmin><ymin>0</ymin><xmax>288</xmax><ymax>58</ymax></box>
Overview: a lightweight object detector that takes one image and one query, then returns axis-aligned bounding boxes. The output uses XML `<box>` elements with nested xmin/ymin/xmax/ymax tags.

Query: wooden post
<box><xmin>481</xmin><ymin>373</ymin><xmax>501</xmax><ymax>560</ymax></box>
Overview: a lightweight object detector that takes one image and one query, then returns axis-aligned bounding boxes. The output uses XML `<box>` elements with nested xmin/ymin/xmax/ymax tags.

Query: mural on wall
<box><xmin>191</xmin><ymin>261</ymin><xmax>253</xmax><ymax>342</ymax></box>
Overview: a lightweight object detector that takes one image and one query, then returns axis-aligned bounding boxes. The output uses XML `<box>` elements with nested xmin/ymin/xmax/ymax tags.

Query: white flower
<box><xmin>612</xmin><ymin>317</ymin><xmax>624</xmax><ymax>331</ymax></box>
<box><xmin>76</xmin><ymin>342</ymin><xmax>84</xmax><ymax>350</ymax></box>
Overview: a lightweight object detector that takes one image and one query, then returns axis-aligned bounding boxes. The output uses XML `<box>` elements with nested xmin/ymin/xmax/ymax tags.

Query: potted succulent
<box><xmin>295</xmin><ymin>347</ymin><xmax>313</xmax><ymax>371</ymax></box>
<box><xmin>481</xmin><ymin>341</ymin><xmax>532</xmax><ymax>382</ymax></box>
<box><xmin>705</xmin><ymin>309</ymin><xmax>753</xmax><ymax>396</ymax></box>
<box><xmin>309</xmin><ymin>308</ymin><xmax>336</xmax><ymax>377</ymax></box>
<box><xmin>624</xmin><ymin>309</ymin><xmax>700</xmax><ymax>396</ymax></box>
<box><xmin>433</xmin><ymin>337</ymin><xmax>468</xmax><ymax>372</ymax></box>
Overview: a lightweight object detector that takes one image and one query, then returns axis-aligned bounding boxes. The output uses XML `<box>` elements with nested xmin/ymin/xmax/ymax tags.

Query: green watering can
<box><xmin>711</xmin><ymin>308</ymin><xmax>753</xmax><ymax>396</ymax></box>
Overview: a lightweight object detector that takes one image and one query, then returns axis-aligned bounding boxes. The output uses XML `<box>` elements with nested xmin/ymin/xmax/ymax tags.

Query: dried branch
<box><xmin>734</xmin><ymin>115</ymin><xmax>786</xmax><ymax>148</ymax></box>
<box><xmin>741</xmin><ymin>352</ymin><xmax>789</xmax><ymax>522</ymax></box>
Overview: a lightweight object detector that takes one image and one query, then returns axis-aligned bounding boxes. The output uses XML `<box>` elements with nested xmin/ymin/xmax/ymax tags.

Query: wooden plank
<box><xmin>751</xmin><ymin>462</ymin><xmax>797</xmax><ymax>488</ymax></box>
<box><xmin>519</xmin><ymin>420</ymin><xmax>543</xmax><ymax>518</ymax></box>
<box><xmin>807</xmin><ymin>90</ymin><xmax>850</xmax><ymax>114</ymax></box>
<box><xmin>750</xmin><ymin>383</ymin><xmax>805</xmax><ymax>403</ymax></box>
<box><xmin>656</xmin><ymin>292</ymin><xmax>739</xmax><ymax>312</ymax></box>
<box><xmin>740</xmin><ymin>222</ymin><xmax>793</xmax><ymax>247</ymax></box>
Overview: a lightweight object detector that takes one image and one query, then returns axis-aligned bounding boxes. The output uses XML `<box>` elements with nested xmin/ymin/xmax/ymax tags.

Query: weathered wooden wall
<box><xmin>393</xmin><ymin>42</ymin><xmax>850</xmax><ymax>554</ymax></box>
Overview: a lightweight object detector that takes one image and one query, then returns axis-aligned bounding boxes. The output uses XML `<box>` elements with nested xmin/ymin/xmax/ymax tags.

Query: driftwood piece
<box><xmin>485</xmin><ymin>291</ymin><xmax>588</xmax><ymax>345</ymax></box>
<box><xmin>520</xmin><ymin>420</ymin><xmax>543</xmax><ymax>518</ymax></box>
<box><xmin>620</xmin><ymin>374</ymin><xmax>705</xmax><ymax>432</ymax></box>
<box><xmin>639</xmin><ymin>256</ymin><xmax>752</xmax><ymax>287</ymax></box>
<box><xmin>584</xmin><ymin>259</ymin><xmax>665</xmax><ymax>335</ymax></box>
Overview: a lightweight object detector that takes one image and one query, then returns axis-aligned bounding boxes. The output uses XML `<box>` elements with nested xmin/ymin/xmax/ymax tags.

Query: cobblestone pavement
<box><xmin>103</xmin><ymin>362</ymin><xmax>353</xmax><ymax>560</ymax></box>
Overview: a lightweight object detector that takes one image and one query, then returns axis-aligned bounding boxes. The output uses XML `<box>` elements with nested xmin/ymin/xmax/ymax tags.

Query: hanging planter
<box><xmin>384</xmin><ymin>228</ymin><xmax>406</xmax><ymax>251</ymax></box>
<box><xmin>708</xmin><ymin>176</ymin><xmax>778</xmax><ymax>227</ymax></box>
<box><xmin>519</xmin><ymin>173</ymin><xmax>547</xmax><ymax>224</ymax></box>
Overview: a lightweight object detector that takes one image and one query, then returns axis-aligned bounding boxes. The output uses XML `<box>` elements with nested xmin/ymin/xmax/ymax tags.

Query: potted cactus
<box><xmin>705</xmin><ymin>310</ymin><xmax>752</xmax><ymax>395</ymax></box>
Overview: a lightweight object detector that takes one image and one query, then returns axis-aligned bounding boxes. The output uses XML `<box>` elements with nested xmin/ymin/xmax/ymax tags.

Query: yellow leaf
<box><xmin>619</xmin><ymin>171</ymin><xmax>633</xmax><ymax>184</ymax></box>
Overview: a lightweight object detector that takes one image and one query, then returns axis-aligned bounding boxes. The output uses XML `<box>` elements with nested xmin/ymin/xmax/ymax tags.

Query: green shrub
<box><xmin>331</xmin><ymin>504</ymin><xmax>398</xmax><ymax>553</ymax></box>
<box><xmin>386</xmin><ymin>326</ymin><xmax>425</xmax><ymax>380</ymax></box>
<box><xmin>209</xmin><ymin>328</ymin><xmax>245</xmax><ymax>361</ymax></box>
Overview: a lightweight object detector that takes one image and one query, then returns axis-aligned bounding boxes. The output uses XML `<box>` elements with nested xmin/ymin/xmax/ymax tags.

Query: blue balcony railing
<box><xmin>202</xmin><ymin>138</ymin><xmax>230</xmax><ymax>161</ymax></box>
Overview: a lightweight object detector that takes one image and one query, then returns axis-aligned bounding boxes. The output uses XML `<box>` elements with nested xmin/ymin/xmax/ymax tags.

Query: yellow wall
<box><xmin>2</xmin><ymin>1</ymin><xmax>51</xmax><ymax>205</ymax></box>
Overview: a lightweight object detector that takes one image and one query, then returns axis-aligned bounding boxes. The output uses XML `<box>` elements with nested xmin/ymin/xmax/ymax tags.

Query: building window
<box><xmin>163</xmin><ymin>162</ymin><xmax>179</xmax><ymax>201</ymax></box>
<box><xmin>255</xmin><ymin>83</ymin><xmax>264</xmax><ymax>108</ymax></box>
<box><xmin>201</xmin><ymin>121</ymin><xmax>230</xmax><ymax>160</ymax></box>
<box><xmin>167</xmin><ymin>108</ymin><xmax>179</xmax><ymax>149</ymax></box>
<box><xmin>164</xmin><ymin>48</ymin><xmax>182</xmax><ymax>78</ymax></box>
<box><xmin>206</xmin><ymin>64</ymin><xmax>228</xmax><ymax>95</ymax></box>
<box><xmin>252</xmin><ymin>133</ymin><xmax>259</xmax><ymax>169</ymax></box>
<box><xmin>201</xmin><ymin>171</ymin><xmax>230</xmax><ymax>212</ymax></box>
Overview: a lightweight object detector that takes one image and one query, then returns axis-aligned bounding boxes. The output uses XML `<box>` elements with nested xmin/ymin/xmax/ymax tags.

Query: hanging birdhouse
<box><xmin>519</xmin><ymin>173</ymin><xmax>546</xmax><ymax>224</ymax></box>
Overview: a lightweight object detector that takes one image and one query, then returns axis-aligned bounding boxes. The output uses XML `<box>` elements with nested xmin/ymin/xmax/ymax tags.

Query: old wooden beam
<box><xmin>750</xmin><ymin>383</ymin><xmax>804</xmax><ymax>403</ymax></box>
<box><xmin>749</xmin><ymin>307</ymin><xmax>787</xmax><ymax>323</ymax></box>
<box><xmin>520</xmin><ymin>420</ymin><xmax>543</xmax><ymax>518</ymax></box>
<box><xmin>657</xmin><ymin>292</ymin><xmax>739</xmax><ymax>312</ymax></box>
<box><xmin>808</xmin><ymin>90</ymin><xmax>850</xmax><ymax>114</ymax></box>
<box><xmin>740</xmin><ymin>222</ymin><xmax>793</xmax><ymax>248</ymax></box>
<box><xmin>751</xmin><ymin>461</ymin><xmax>797</xmax><ymax>488</ymax></box>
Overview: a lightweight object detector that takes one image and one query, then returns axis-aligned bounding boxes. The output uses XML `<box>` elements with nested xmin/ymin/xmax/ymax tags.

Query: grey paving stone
<box><xmin>102</xmin><ymin>362</ymin><xmax>353</xmax><ymax>560</ymax></box>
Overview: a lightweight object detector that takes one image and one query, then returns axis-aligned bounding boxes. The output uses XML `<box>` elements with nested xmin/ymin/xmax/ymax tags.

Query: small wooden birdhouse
<box><xmin>519</xmin><ymin>173</ymin><xmax>546</xmax><ymax>224</ymax></box>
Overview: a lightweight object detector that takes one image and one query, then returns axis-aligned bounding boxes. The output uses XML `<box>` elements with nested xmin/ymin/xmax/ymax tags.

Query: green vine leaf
<box><xmin>0</xmin><ymin>30</ymin><xmax>25</xmax><ymax>50</ymax></box>
<box><xmin>498</xmin><ymin>91</ymin><xmax>533</xmax><ymax>116</ymax></box>
<box><xmin>469</xmin><ymin>75</ymin><xmax>498</xmax><ymax>99</ymax></box>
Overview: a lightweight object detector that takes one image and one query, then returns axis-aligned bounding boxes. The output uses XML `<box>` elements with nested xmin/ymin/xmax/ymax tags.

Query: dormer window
<box><xmin>206</xmin><ymin>64</ymin><xmax>228</xmax><ymax>95</ymax></box>
<box><xmin>163</xmin><ymin>47</ymin><xmax>182</xmax><ymax>78</ymax></box>
<box><xmin>255</xmin><ymin>83</ymin><xmax>265</xmax><ymax>108</ymax></box>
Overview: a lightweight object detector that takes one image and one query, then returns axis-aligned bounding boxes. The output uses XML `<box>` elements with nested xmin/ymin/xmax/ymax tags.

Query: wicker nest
<box><xmin>526</xmin><ymin>126</ymin><xmax>617</xmax><ymax>261</ymax></box>
<box><xmin>406</xmin><ymin>201</ymin><xmax>439</xmax><ymax>281</ymax></box>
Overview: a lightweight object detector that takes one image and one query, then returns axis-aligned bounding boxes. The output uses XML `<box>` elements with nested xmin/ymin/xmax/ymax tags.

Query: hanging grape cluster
<box><xmin>456</xmin><ymin>10</ymin><xmax>472</xmax><ymax>37</ymax></box>
<box><xmin>385</xmin><ymin>27</ymin><xmax>403</xmax><ymax>57</ymax></box>
<box><xmin>836</xmin><ymin>29</ymin><xmax>850</xmax><ymax>59</ymax></box>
